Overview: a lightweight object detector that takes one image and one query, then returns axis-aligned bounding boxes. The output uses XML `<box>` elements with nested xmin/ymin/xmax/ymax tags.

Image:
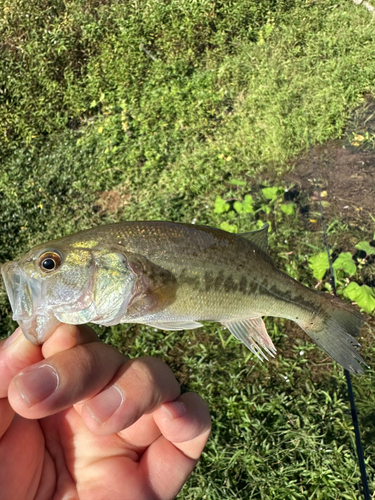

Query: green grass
<box><xmin>1</xmin><ymin>0</ymin><xmax>375</xmax><ymax>497</ymax></box>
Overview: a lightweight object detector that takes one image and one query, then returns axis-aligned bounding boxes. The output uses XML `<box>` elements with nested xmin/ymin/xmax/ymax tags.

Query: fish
<box><xmin>1</xmin><ymin>221</ymin><xmax>366</xmax><ymax>373</ymax></box>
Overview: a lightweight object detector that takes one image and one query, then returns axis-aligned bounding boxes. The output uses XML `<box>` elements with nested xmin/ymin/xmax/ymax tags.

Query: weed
<box><xmin>308</xmin><ymin>242</ymin><xmax>375</xmax><ymax>313</ymax></box>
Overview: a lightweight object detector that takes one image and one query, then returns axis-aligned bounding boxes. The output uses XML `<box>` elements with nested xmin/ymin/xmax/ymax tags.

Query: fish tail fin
<box><xmin>297</xmin><ymin>294</ymin><xmax>366</xmax><ymax>374</ymax></box>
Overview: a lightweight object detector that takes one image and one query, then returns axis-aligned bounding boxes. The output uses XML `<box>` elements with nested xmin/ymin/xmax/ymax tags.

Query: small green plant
<box><xmin>280</xmin><ymin>203</ymin><xmax>296</xmax><ymax>216</ymax></box>
<box><xmin>343</xmin><ymin>283</ymin><xmax>375</xmax><ymax>314</ymax></box>
<box><xmin>214</xmin><ymin>196</ymin><xmax>230</xmax><ymax>214</ymax></box>
<box><xmin>308</xmin><ymin>242</ymin><xmax>375</xmax><ymax>313</ymax></box>
<box><xmin>260</xmin><ymin>186</ymin><xmax>296</xmax><ymax>216</ymax></box>
<box><xmin>233</xmin><ymin>194</ymin><xmax>254</xmax><ymax>214</ymax></box>
<box><xmin>219</xmin><ymin>221</ymin><xmax>238</xmax><ymax>233</ymax></box>
<box><xmin>213</xmin><ymin>184</ymin><xmax>296</xmax><ymax>228</ymax></box>
<box><xmin>308</xmin><ymin>252</ymin><xmax>331</xmax><ymax>281</ymax></box>
<box><xmin>262</xmin><ymin>186</ymin><xmax>283</xmax><ymax>202</ymax></box>
<box><xmin>332</xmin><ymin>252</ymin><xmax>357</xmax><ymax>276</ymax></box>
<box><xmin>355</xmin><ymin>241</ymin><xmax>375</xmax><ymax>256</ymax></box>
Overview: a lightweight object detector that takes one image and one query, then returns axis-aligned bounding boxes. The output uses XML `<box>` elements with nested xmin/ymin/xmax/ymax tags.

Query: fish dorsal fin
<box><xmin>239</xmin><ymin>223</ymin><xmax>269</xmax><ymax>253</ymax></box>
<box><xmin>222</xmin><ymin>317</ymin><xmax>276</xmax><ymax>361</ymax></box>
<box><xmin>143</xmin><ymin>320</ymin><xmax>203</xmax><ymax>331</ymax></box>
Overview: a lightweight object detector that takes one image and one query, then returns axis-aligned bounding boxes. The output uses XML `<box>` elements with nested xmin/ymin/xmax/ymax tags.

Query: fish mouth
<box><xmin>1</xmin><ymin>261</ymin><xmax>60</xmax><ymax>344</ymax></box>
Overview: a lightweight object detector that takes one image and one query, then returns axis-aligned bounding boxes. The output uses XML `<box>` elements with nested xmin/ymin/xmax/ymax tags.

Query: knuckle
<box><xmin>129</xmin><ymin>358</ymin><xmax>157</xmax><ymax>387</ymax></box>
<box><xmin>125</xmin><ymin>357</ymin><xmax>180</xmax><ymax>408</ymax></box>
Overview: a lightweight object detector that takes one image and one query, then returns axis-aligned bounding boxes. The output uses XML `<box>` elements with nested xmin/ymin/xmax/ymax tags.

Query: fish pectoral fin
<box><xmin>222</xmin><ymin>317</ymin><xmax>276</xmax><ymax>361</ymax></box>
<box><xmin>123</xmin><ymin>252</ymin><xmax>178</xmax><ymax>316</ymax></box>
<box><xmin>144</xmin><ymin>320</ymin><xmax>203</xmax><ymax>331</ymax></box>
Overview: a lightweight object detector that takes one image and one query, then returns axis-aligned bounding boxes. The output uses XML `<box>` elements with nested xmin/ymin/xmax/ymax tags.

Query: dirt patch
<box><xmin>286</xmin><ymin>100</ymin><xmax>375</xmax><ymax>233</ymax></box>
<box><xmin>287</xmin><ymin>145</ymin><xmax>375</xmax><ymax>231</ymax></box>
<box><xmin>92</xmin><ymin>188</ymin><xmax>131</xmax><ymax>215</ymax></box>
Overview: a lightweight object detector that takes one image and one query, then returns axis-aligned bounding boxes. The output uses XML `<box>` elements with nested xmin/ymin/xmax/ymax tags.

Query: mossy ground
<box><xmin>1</xmin><ymin>0</ymin><xmax>375</xmax><ymax>497</ymax></box>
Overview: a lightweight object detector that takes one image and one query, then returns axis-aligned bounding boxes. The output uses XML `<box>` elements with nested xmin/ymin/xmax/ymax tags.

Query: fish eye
<box><xmin>38</xmin><ymin>252</ymin><xmax>62</xmax><ymax>273</ymax></box>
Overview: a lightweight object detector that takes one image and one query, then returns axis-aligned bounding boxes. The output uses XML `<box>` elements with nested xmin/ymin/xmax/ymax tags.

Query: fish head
<box><xmin>1</xmin><ymin>239</ymin><xmax>136</xmax><ymax>345</ymax></box>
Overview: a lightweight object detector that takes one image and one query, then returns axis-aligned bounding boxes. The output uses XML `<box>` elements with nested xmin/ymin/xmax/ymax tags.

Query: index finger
<box><xmin>0</xmin><ymin>328</ymin><xmax>43</xmax><ymax>398</ymax></box>
<box><xmin>0</xmin><ymin>324</ymin><xmax>99</xmax><ymax>400</ymax></box>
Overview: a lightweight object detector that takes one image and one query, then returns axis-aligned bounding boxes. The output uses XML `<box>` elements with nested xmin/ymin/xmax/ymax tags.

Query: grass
<box><xmin>1</xmin><ymin>0</ymin><xmax>375</xmax><ymax>497</ymax></box>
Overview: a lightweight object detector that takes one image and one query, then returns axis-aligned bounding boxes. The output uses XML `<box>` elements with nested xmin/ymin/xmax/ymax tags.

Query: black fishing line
<box><xmin>308</xmin><ymin>133</ymin><xmax>370</xmax><ymax>500</ymax></box>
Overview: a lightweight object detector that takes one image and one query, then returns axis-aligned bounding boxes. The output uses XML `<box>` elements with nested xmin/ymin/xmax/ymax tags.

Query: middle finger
<box><xmin>80</xmin><ymin>356</ymin><xmax>181</xmax><ymax>435</ymax></box>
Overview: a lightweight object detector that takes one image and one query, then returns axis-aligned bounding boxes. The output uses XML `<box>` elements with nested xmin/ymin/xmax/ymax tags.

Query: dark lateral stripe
<box><xmin>179</xmin><ymin>268</ymin><xmax>264</xmax><ymax>297</ymax></box>
<box><xmin>239</xmin><ymin>276</ymin><xmax>247</xmax><ymax>294</ymax></box>
<box><xmin>267</xmin><ymin>284</ymin><xmax>315</xmax><ymax>309</ymax></box>
<box><xmin>204</xmin><ymin>271</ymin><xmax>215</xmax><ymax>292</ymax></box>
<box><xmin>178</xmin><ymin>268</ymin><xmax>201</xmax><ymax>288</ymax></box>
<box><xmin>212</xmin><ymin>271</ymin><xmax>256</xmax><ymax>296</ymax></box>
<box><xmin>214</xmin><ymin>271</ymin><xmax>224</xmax><ymax>290</ymax></box>
<box><xmin>224</xmin><ymin>275</ymin><xmax>238</xmax><ymax>293</ymax></box>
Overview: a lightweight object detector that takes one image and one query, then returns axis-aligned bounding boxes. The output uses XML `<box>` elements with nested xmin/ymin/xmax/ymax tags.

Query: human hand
<box><xmin>0</xmin><ymin>324</ymin><xmax>211</xmax><ymax>500</ymax></box>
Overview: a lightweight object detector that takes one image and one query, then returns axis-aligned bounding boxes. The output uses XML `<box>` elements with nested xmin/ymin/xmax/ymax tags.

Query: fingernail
<box><xmin>14</xmin><ymin>364</ymin><xmax>59</xmax><ymax>406</ymax></box>
<box><xmin>162</xmin><ymin>401</ymin><xmax>187</xmax><ymax>420</ymax></box>
<box><xmin>85</xmin><ymin>385</ymin><xmax>123</xmax><ymax>425</ymax></box>
<box><xmin>2</xmin><ymin>328</ymin><xmax>22</xmax><ymax>348</ymax></box>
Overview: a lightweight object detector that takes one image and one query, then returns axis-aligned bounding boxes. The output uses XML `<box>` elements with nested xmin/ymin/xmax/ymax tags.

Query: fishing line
<box><xmin>308</xmin><ymin>132</ymin><xmax>370</xmax><ymax>500</ymax></box>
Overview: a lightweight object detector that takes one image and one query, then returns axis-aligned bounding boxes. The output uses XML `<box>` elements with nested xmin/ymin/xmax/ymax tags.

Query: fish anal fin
<box><xmin>143</xmin><ymin>320</ymin><xmax>203</xmax><ymax>331</ymax></box>
<box><xmin>239</xmin><ymin>223</ymin><xmax>269</xmax><ymax>253</ymax></box>
<box><xmin>222</xmin><ymin>317</ymin><xmax>276</xmax><ymax>361</ymax></box>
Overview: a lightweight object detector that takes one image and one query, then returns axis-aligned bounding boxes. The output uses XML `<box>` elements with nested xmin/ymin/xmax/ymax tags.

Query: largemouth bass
<box><xmin>1</xmin><ymin>221</ymin><xmax>365</xmax><ymax>373</ymax></box>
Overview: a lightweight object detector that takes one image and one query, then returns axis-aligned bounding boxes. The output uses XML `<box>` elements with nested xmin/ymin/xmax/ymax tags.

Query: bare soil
<box><xmin>92</xmin><ymin>187</ymin><xmax>131</xmax><ymax>216</ymax></box>
<box><xmin>286</xmin><ymin>100</ymin><xmax>375</xmax><ymax>233</ymax></box>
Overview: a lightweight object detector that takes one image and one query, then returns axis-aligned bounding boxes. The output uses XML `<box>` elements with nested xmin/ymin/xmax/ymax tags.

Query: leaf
<box><xmin>355</xmin><ymin>241</ymin><xmax>375</xmax><ymax>256</ymax></box>
<box><xmin>261</xmin><ymin>203</ymin><xmax>272</xmax><ymax>214</ymax></box>
<box><xmin>357</xmin><ymin>286</ymin><xmax>375</xmax><ymax>314</ymax></box>
<box><xmin>242</xmin><ymin>195</ymin><xmax>254</xmax><ymax>213</ymax></box>
<box><xmin>220</xmin><ymin>221</ymin><xmax>238</xmax><ymax>233</ymax></box>
<box><xmin>233</xmin><ymin>195</ymin><xmax>254</xmax><ymax>214</ymax></box>
<box><xmin>343</xmin><ymin>281</ymin><xmax>360</xmax><ymax>299</ymax></box>
<box><xmin>343</xmin><ymin>282</ymin><xmax>375</xmax><ymax>313</ymax></box>
<box><xmin>233</xmin><ymin>201</ymin><xmax>243</xmax><ymax>213</ymax></box>
<box><xmin>262</xmin><ymin>186</ymin><xmax>282</xmax><ymax>202</ymax></box>
<box><xmin>230</xmin><ymin>178</ymin><xmax>246</xmax><ymax>186</ymax></box>
<box><xmin>280</xmin><ymin>203</ymin><xmax>296</xmax><ymax>216</ymax></box>
<box><xmin>332</xmin><ymin>252</ymin><xmax>356</xmax><ymax>276</ymax></box>
<box><xmin>214</xmin><ymin>196</ymin><xmax>230</xmax><ymax>214</ymax></box>
<box><xmin>308</xmin><ymin>252</ymin><xmax>329</xmax><ymax>281</ymax></box>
